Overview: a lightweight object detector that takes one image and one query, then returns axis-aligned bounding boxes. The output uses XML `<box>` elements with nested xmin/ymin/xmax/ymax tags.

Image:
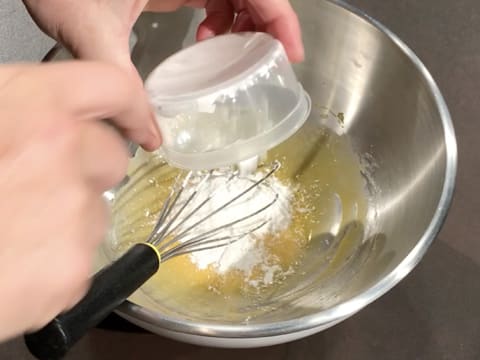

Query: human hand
<box><xmin>23</xmin><ymin>0</ymin><xmax>304</xmax><ymax>72</ymax></box>
<box><xmin>0</xmin><ymin>61</ymin><xmax>159</xmax><ymax>341</ymax></box>
<box><xmin>146</xmin><ymin>0</ymin><xmax>304</xmax><ymax>62</ymax></box>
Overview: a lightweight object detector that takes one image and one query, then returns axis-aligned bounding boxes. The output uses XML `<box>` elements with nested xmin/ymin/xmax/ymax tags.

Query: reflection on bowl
<box><xmin>103</xmin><ymin>119</ymin><xmax>373</xmax><ymax>325</ymax></box>
<box><xmin>46</xmin><ymin>0</ymin><xmax>456</xmax><ymax>348</ymax></box>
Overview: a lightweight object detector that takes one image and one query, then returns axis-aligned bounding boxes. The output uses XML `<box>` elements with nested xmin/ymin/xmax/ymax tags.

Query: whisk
<box><xmin>25</xmin><ymin>161</ymin><xmax>281</xmax><ymax>360</ymax></box>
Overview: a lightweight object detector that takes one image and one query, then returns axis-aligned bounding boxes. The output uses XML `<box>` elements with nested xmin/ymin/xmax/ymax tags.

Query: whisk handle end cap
<box><xmin>24</xmin><ymin>319</ymin><xmax>69</xmax><ymax>360</ymax></box>
<box><xmin>24</xmin><ymin>243</ymin><xmax>160</xmax><ymax>360</ymax></box>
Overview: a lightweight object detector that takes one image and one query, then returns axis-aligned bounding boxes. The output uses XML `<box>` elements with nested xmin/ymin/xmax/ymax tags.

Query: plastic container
<box><xmin>145</xmin><ymin>32</ymin><xmax>311</xmax><ymax>170</ymax></box>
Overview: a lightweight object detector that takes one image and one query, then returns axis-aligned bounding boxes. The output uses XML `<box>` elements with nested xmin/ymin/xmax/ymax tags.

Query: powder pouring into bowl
<box><xmin>180</xmin><ymin>171</ymin><xmax>293</xmax><ymax>281</ymax></box>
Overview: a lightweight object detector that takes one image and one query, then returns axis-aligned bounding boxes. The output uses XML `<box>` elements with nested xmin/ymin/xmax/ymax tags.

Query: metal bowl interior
<box><xmin>47</xmin><ymin>0</ymin><xmax>456</xmax><ymax>347</ymax></box>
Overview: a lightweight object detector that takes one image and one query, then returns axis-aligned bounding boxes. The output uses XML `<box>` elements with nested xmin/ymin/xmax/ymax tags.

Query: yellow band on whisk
<box><xmin>139</xmin><ymin>242</ymin><xmax>162</xmax><ymax>263</ymax></box>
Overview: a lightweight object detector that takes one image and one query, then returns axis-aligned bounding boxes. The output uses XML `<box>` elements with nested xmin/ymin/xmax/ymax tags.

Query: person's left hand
<box><xmin>23</xmin><ymin>0</ymin><xmax>304</xmax><ymax>76</ymax></box>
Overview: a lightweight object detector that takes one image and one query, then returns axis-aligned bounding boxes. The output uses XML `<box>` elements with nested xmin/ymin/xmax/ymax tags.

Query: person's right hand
<box><xmin>23</xmin><ymin>0</ymin><xmax>304</xmax><ymax>74</ymax></box>
<box><xmin>0</xmin><ymin>61</ymin><xmax>160</xmax><ymax>341</ymax></box>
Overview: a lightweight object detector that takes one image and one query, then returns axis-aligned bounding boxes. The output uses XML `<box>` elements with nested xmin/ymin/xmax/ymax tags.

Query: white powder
<box><xmin>167</xmin><ymin>168</ymin><xmax>293</xmax><ymax>278</ymax></box>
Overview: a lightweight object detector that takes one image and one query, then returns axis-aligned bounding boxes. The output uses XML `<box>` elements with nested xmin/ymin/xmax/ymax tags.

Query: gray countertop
<box><xmin>1</xmin><ymin>0</ymin><xmax>479</xmax><ymax>359</ymax></box>
<box><xmin>0</xmin><ymin>0</ymin><xmax>52</xmax><ymax>62</ymax></box>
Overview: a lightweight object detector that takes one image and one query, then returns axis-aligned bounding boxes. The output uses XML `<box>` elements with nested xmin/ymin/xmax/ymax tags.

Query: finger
<box><xmin>64</xmin><ymin>193</ymin><xmax>109</xmax><ymax>311</ymax></box>
<box><xmin>196</xmin><ymin>0</ymin><xmax>235</xmax><ymax>41</ymax></box>
<box><xmin>28</xmin><ymin>275</ymin><xmax>90</xmax><ymax>331</ymax></box>
<box><xmin>232</xmin><ymin>10</ymin><xmax>256</xmax><ymax>32</ymax></box>
<box><xmin>82</xmin><ymin>193</ymin><xmax>110</xmax><ymax>255</ymax></box>
<box><xmin>144</xmin><ymin>0</ymin><xmax>205</xmax><ymax>11</ymax></box>
<box><xmin>63</xmin><ymin>278</ymin><xmax>91</xmax><ymax>312</ymax></box>
<box><xmin>78</xmin><ymin>121</ymin><xmax>130</xmax><ymax>193</ymax></box>
<box><xmin>31</xmin><ymin>62</ymin><xmax>161</xmax><ymax>151</ymax></box>
<box><xmin>246</xmin><ymin>0</ymin><xmax>304</xmax><ymax>62</ymax></box>
<box><xmin>145</xmin><ymin>0</ymin><xmax>206</xmax><ymax>11</ymax></box>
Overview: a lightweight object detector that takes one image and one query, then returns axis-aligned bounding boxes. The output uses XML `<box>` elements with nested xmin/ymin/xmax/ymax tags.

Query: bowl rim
<box><xmin>43</xmin><ymin>0</ymin><xmax>458</xmax><ymax>339</ymax></box>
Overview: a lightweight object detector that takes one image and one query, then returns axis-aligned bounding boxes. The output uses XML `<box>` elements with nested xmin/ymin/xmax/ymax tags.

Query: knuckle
<box><xmin>71</xmin><ymin>258</ymin><xmax>93</xmax><ymax>284</ymax></box>
<box><xmin>90</xmin><ymin>123</ymin><xmax>130</xmax><ymax>189</ymax></box>
<box><xmin>17</xmin><ymin>66</ymin><xmax>66</xmax><ymax>112</ymax></box>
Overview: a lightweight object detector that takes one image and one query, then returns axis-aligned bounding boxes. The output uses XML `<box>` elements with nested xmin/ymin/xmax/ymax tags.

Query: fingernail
<box><xmin>197</xmin><ymin>26</ymin><xmax>216</xmax><ymax>41</ymax></box>
<box><xmin>232</xmin><ymin>11</ymin><xmax>251</xmax><ymax>32</ymax></box>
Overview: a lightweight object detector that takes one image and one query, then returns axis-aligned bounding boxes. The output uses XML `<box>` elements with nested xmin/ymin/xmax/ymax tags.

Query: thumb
<box><xmin>48</xmin><ymin>61</ymin><xmax>160</xmax><ymax>151</ymax></box>
<box><xmin>69</xmin><ymin>36</ymin><xmax>161</xmax><ymax>152</ymax></box>
<box><xmin>196</xmin><ymin>0</ymin><xmax>235</xmax><ymax>41</ymax></box>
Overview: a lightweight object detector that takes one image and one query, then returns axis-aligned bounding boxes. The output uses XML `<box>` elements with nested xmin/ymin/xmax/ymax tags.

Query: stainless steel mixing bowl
<box><xmin>46</xmin><ymin>0</ymin><xmax>457</xmax><ymax>348</ymax></box>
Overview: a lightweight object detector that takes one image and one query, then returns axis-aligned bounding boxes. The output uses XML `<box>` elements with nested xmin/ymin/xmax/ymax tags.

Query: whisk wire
<box><xmin>157</xmin><ymin>192</ymin><xmax>279</xmax><ymax>253</ymax></box>
<box><xmin>161</xmin><ymin>220</ymin><xmax>269</xmax><ymax>261</ymax></box>
<box><xmin>149</xmin><ymin>171</ymin><xmax>211</xmax><ymax>244</ymax></box>
<box><xmin>154</xmin><ymin>171</ymin><xmax>217</xmax><ymax>242</ymax></box>
<box><xmin>155</xmin><ymin>161</ymin><xmax>280</xmax><ymax>249</ymax></box>
<box><xmin>146</xmin><ymin>173</ymin><xmax>185</xmax><ymax>243</ymax></box>
<box><xmin>158</xmin><ymin>169</ymin><xmax>240</xmax><ymax>241</ymax></box>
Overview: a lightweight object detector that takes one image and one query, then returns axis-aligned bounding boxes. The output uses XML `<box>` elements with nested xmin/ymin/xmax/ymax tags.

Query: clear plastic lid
<box><xmin>145</xmin><ymin>32</ymin><xmax>311</xmax><ymax>170</ymax></box>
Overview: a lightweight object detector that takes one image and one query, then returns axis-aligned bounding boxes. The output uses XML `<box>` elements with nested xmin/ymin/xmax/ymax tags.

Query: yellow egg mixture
<box><xmin>104</xmin><ymin>124</ymin><xmax>370</xmax><ymax>316</ymax></box>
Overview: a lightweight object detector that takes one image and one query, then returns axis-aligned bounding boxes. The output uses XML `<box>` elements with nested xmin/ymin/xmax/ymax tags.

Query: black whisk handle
<box><xmin>24</xmin><ymin>243</ymin><xmax>160</xmax><ymax>360</ymax></box>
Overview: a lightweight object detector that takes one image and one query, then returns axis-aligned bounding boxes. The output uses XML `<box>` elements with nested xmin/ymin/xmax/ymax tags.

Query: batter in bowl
<box><xmin>103</xmin><ymin>124</ymin><xmax>371</xmax><ymax>321</ymax></box>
